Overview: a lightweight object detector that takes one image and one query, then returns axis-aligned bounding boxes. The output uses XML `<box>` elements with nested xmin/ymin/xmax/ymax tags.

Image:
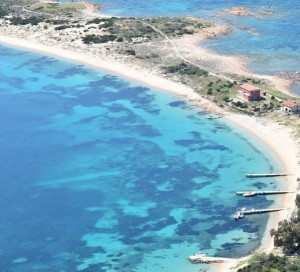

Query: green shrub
<box><xmin>46</xmin><ymin>19</ymin><xmax>69</xmax><ymax>25</ymax></box>
<box><xmin>163</xmin><ymin>63</ymin><xmax>208</xmax><ymax>76</ymax></box>
<box><xmin>54</xmin><ymin>25</ymin><xmax>70</xmax><ymax>30</ymax></box>
<box><xmin>125</xmin><ymin>49</ymin><xmax>136</xmax><ymax>55</ymax></box>
<box><xmin>207</xmin><ymin>89</ymin><xmax>213</xmax><ymax>95</ymax></box>
<box><xmin>237</xmin><ymin>253</ymin><xmax>300</xmax><ymax>272</ymax></box>
<box><xmin>270</xmin><ymin>194</ymin><xmax>300</xmax><ymax>254</ymax></box>
<box><xmin>82</xmin><ymin>34</ymin><xmax>118</xmax><ymax>44</ymax></box>
<box><xmin>223</xmin><ymin>96</ymin><xmax>230</xmax><ymax>102</ymax></box>
<box><xmin>9</xmin><ymin>16</ymin><xmax>44</xmax><ymax>26</ymax></box>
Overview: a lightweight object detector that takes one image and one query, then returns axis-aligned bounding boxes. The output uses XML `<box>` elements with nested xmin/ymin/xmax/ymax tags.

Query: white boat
<box><xmin>234</xmin><ymin>211</ymin><xmax>245</xmax><ymax>220</ymax></box>
<box><xmin>206</xmin><ymin>115</ymin><xmax>221</xmax><ymax>120</ymax></box>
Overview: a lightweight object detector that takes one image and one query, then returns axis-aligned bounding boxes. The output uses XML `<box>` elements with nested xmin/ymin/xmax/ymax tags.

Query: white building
<box><xmin>131</xmin><ymin>37</ymin><xmax>150</xmax><ymax>43</ymax></box>
<box><xmin>282</xmin><ymin>101</ymin><xmax>300</xmax><ymax>113</ymax></box>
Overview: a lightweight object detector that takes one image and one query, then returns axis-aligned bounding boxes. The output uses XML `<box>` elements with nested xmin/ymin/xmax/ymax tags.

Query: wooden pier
<box><xmin>236</xmin><ymin>190</ymin><xmax>296</xmax><ymax>197</ymax></box>
<box><xmin>246</xmin><ymin>173</ymin><xmax>291</xmax><ymax>178</ymax></box>
<box><xmin>234</xmin><ymin>207</ymin><xmax>284</xmax><ymax>220</ymax></box>
<box><xmin>189</xmin><ymin>253</ymin><xmax>232</xmax><ymax>264</ymax></box>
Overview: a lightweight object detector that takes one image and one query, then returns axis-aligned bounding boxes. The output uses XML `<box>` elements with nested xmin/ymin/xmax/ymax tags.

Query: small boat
<box><xmin>234</xmin><ymin>211</ymin><xmax>244</xmax><ymax>220</ymax></box>
<box><xmin>233</xmin><ymin>212</ymin><xmax>239</xmax><ymax>220</ymax></box>
<box><xmin>206</xmin><ymin>115</ymin><xmax>221</xmax><ymax>120</ymax></box>
<box><xmin>234</xmin><ymin>210</ymin><xmax>245</xmax><ymax>220</ymax></box>
<box><xmin>243</xmin><ymin>192</ymin><xmax>256</xmax><ymax>197</ymax></box>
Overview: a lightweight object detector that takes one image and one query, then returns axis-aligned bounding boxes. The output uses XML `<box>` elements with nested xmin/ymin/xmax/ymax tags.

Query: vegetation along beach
<box><xmin>0</xmin><ymin>0</ymin><xmax>299</xmax><ymax>271</ymax></box>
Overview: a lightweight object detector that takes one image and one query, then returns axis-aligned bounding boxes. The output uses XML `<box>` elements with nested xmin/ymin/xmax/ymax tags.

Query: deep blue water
<box><xmin>0</xmin><ymin>45</ymin><xmax>285</xmax><ymax>271</ymax></box>
<box><xmin>60</xmin><ymin>0</ymin><xmax>300</xmax><ymax>95</ymax></box>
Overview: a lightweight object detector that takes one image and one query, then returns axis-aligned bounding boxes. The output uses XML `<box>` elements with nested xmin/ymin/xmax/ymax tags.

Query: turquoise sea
<box><xmin>0</xmin><ymin>42</ymin><xmax>285</xmax><ymax>272</ymax></box>
<box><xmin>60</xmin><ymin>0</ymin><xmax>300</xmax><ymax>95</ymax></box>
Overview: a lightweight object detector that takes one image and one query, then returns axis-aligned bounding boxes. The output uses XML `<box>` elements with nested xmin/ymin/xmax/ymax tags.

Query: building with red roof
<box><xmin>237</xmin><ymin>83</ymin><xmax>261</xmax><ymax>101</ymax></box>
<box><xmin>282</xmin><ymin>100</ymin><xmax>300</xmax><ymax>113</ymax></box>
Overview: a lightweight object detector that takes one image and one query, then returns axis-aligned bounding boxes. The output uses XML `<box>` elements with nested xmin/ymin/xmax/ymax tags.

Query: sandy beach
<box><xmin>0</xmin><ymin>35</ymin><xmax>225</xmax><ymax>115</ymax></box>
<box><xmin>221</xmin><ymin>114</ymin><xmax>300</xmax><ymax>271</ymax></box>
<box><xmin>0</xmin><ymin>15</ymin><xmax>299</xmax><ymax>271</ymax></box>
<box><xmin>205</xmin><ymin>112</ymin><xmax>300</xmax><ymax>272</ymax></box>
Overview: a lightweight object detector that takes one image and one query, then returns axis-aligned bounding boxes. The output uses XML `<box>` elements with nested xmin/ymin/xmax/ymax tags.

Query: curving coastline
<box><xmin>0</xmin><ymin>5</ymin><xmax>300</xmax><ymax>271</ymax></box>
<box><xmin>219</xmin><ymin>114</ymin><xmax>300</xmax><ymax>271</ymax></box>
<box><xmin>1</xmin><ymin>33</ymin><xmax>299</xmax><ymax>271</ymax></box>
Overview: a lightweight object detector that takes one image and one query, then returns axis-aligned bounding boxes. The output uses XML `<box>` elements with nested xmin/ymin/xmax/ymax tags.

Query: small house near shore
<box><xmin>237</xmin><ymin>83</ymin><xmax>261</xmax><ymax>101</ymax></box>
<box><xmin>282</xmin><ymin>101</ymin><xmax>300</xmax><ymax>113</ymax></box>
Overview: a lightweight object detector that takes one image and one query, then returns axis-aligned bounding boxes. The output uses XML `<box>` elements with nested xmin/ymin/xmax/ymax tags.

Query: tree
<box><xmin>295</xmin><ymin>194</ymin><xmax>300</xmax><ymax>208</ymax></box>
<box><xmin>0</xmin><ymin>7</ymin><xmax>7</xmax><ymax>17</ymax></box>
<box><xmin>270</xmin><ymin>195</ymin><xmax>300</xmax><ymax>254</ymax></box>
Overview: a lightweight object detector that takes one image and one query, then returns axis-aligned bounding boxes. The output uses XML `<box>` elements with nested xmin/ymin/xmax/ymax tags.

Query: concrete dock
<box><xmin>189</xmin><ymin>253</ymin><xmax>232</xmax><ymax>264</ymax></box>
<box><xmin>234</xmin><ymin>207</ymin><xmax>284</xmax><ymax>220</ymax></box>
<box><xmin>236</xmin><ymin>190</ymin><xmax>296</xmax><ymax>197</ymax></box>
<box><xmin>246</xmin><ymin>173</ymin><xmax>291</xmax><ymax>178</ymax></box>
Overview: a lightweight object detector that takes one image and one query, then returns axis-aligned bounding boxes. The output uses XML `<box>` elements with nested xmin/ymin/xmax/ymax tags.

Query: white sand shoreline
<box><xmin>0</xmin><ymin>35</ymin><xmax>224</xmax><ymax>114</ymax></box>
<box><xmin>223</xmin><ymin>114</ymin><xmax>300</xmax><ymax>271</ymax></box>
<box><xmin>0</xmin><ymin>35</ymin><xmax>299</xmax><ymax>272</ymax></box>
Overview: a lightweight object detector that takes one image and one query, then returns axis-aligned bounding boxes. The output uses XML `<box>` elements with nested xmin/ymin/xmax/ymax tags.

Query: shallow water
<box><xmin>61</xmin><ymin>0</ymin><xmax>300</xmax><ymax>95</ymax></box>
<box><xmin>0</xmin><ymin>45</ymin><xmax>285</xmax><ymax>271</ymax></box>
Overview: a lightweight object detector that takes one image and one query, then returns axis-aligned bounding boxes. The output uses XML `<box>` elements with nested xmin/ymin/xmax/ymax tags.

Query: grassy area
<box><xmin>0</xmin><ymin>0</ymin><xmax>36</xmax><ymax>6</ymax></box>
<box><xmin>145</xmin><ymin>17</ymin><xmax>212</xmax><ymax>37</ymax></box>
<box><xmin>135</xmin><ymin>53</ymin><xmax>159</xmax><ymax>59</ymax></box>
<box><xmin>260</xmin><ymin>83</ymin><xmax>300</xmax><ymax>102</ymax></box>
<box><xmin>200</xmin><ymin>78</ymin><xmax>236</xmax><ymax>98</ymax></box>
<box><xmin>100</xmin><ymin>17</ymin><xmax>211</xmax><ymax>42</ymax></box>
<box><xmin>31</xmin><ymin>2</ymin><xmax>85</xmax><ymax>15</ymax></box>
<box><xmin>0</xmin><ymin>0</ymin><xmax>37</xmax><ymax>15</ymax></box>
<box><xmin>163</xmin><ymin>63</ymin><xmax>208</xmax><ymax>76</ymax></box>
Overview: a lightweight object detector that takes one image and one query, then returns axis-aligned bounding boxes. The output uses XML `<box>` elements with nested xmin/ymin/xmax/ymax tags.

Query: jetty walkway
<box><xmin>234</xmin><ymin>207</ymin><xmax>284</xmax><ymax>220</ymax></box>
<box><xmin>190</xmin><ymin>171</ymin><xmax>293</xmax><ymax>266</ymax></box>
<box><xmin>189</xmin><ymin>253</ymin><xmax>232</xmax><ymax>264</ymax></box>
<box><xmin>246</xmin><ymin>173</ymin><xmax>291</xmax><ymax>178</ymax></box>
<box><xmin>236</xmin><ymin>190</ymin><xmax>296</xmax><ymax>197</ymax></box>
